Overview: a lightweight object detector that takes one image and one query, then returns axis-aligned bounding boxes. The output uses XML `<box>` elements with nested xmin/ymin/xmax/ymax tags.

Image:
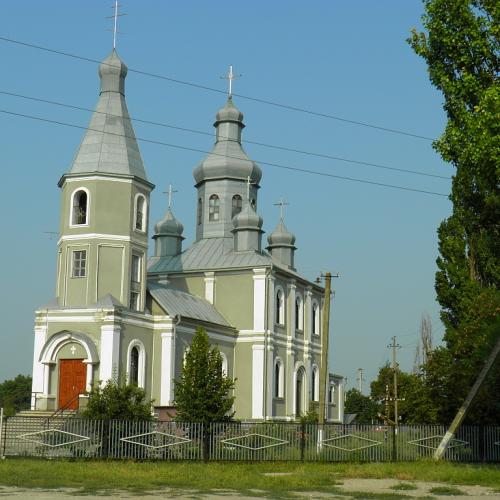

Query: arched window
<box><xmin>329</xmin><ymin>384</ymin><xmax>335</xmax><ymax>404</ymax></box>
<box><xmin>209</xmin><ymin>194</ymin><xmax>220</xmax><ymax>221</ymax></box>
<box><xmin>220</xmin><ymin>352</ymin><xmax>228</xmax><ymax>376</ymax></box>
<box><xmin>71</xmin><ymin>189</ymin><xmax>88</xmax><ymax>225</ymax></box>
<box><xmin>274</xmin><ymin>358</ymin><xmax>284</xmax><ymax>398</ymax></box>
<box><xmin>312</xmin><ymin>301</ymin><xmax>320</xmax><ymax>335</ymax></box>
<box><xmin>232</xmin><ymin>194</ymin><xmax>242</xmax><ymax>218</ymax></box>
<box><xmin>311</xmin><ymin>365</ymin><xmax>319</xmax><ymax>402</ymax></box>
<box><xmin>197</xmin><ymin>198</ymin><xmax>203</xmax><ymax>225</ymax></box>
<box><xmin>130</xmin><ymin>346</ymin><xmax>139</xmax><ymax>385</ymax></box>
<box><xmin>275</xmin><ymin>288</ymin><xmax>285</xmax><ymax>324</ymax></box>
<box><xmin>127</xmin><ymin>340</ymin><xmax>145</xmax><ymax>388</ymax></box>
<box><xmin>134</xmin><ymin>194</ymin><xmax>147</xmax><ymax>231</ymax></box>
<box><xmin>295</xmin><ymin>295</ymin><xmax>304</xmax><ymax>331</ymax></box>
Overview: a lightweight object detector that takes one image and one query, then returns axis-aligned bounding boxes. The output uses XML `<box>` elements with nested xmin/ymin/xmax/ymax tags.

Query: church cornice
<box><xmin>58</xmin><ymin>172</ymin><xmax>155</xmax><ymax>190</ymax></box>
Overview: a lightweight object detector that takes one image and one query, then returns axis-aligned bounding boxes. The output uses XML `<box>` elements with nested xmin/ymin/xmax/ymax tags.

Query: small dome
<box><xmin>232</xmin><ymin>203</ymin><xmax>263</xmax><ymax>230</ymax></box>
<box><xmin>267</xmin><ymin>220</ymin><xmax>296</xmax><ymax>248</ymax></box>
<box><xmin>215</xmin><ymin>96</ymin><xmax>244</xmax><ymax>124</ymax></box>
<box><xmin>99</xmin><ymin>49</ymin><xmax>127</xmax><ymax>94</ymax></box>
<box><xmin>154</xmin><ymin>208</ymin><xmax>184</xmax><ymax>237</ymax></box>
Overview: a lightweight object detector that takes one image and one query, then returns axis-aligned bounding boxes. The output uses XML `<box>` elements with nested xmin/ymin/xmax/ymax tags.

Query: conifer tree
<box><xmin>174</xmin><ymin>327</ymin><xmax>235</xmax><ymax>423</ymax></box>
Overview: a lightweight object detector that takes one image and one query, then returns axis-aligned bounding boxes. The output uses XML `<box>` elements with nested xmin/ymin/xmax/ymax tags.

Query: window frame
<box><xmin>231</xmin><ymin>194</ymin><xmax>243</xmax><ymax>218</ymax></box>
<box><xmin>208</xmin><ymin>194</ymin><xmax>220</xmax><ymax>221</ymax></box>
<box><xmin>69</xmin><ymin>188</ymin><xmax>90</xmax><ymax>227</ymax></box>
<box><xmin>311</xmin><ymin>364</ymin><xmax>319</xmax><ymax>402</ymax></box>
<box><xmin>312</xmin><ymin>300</ymin><xmax>320</xmax><ymax>335</ymax></box>
<box><xmin>295</xmin><ymin>294</ymin><xmax>304</xmax><ymax>331</ymax></box>
<box><xmin>275</xmin><ymin>287</ymin><xmax>285</xmax><ymax>325</ymax></box>
<box><xmin>71</xmin><ymin>249</ymin><xmax>87</xmax><ymax>278</ymax></box>
<box><xmin>133</xmin><ymin>193</ymin><xmax>147</xmax><ymax>233</ymax></box>
<box><xmin>126</xmin><ymin>340</ymin><xmax>146</xmax><ymax>388</ymax></box>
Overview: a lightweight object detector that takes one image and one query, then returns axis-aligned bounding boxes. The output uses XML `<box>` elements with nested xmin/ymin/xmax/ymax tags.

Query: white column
<box><xmin>204</xmin><ymin>272</ymin><xmax>215</xmax><ymax>304</ymax></box>
<box><xmin>99</xmin><ymin>324</ymin><xmax>121</xmax><ymax>384</ymax></box>
<box><xmin>268</xmin><ymin>275</ymin><xmax>275</xmax><ymax>330</ymax></box>
<box><xmin>305</xmin><ymin>287</ymin><xmax>312</xmax><ymax>342</ymax></box>
<box><xmin>266</xmin><ymin>344</ymin><xmax>274</xmax><ymax>418</ymax></box>
<box><xmin>287</xmin><ymin>281</ymin><xmax>296</xmax><ymax>338</ymax></box>
<box><xmin>31</xmin><ymin>325</ymin><xmax>47</xmax><ymax>408</ymax></box>
<box><xmin>160</xmin><ymin>329</ymin><xmax>176</xmax><ymax>406</ymax></box>
<box><xmin>285</xmin><ymin>345</ymin><xmax>296</xmax><ymax>417</ymax></box>
<box><xmin>252</xmin><ymin>344</ymin><xmax>265</xmax><ymax>419</ymax></box>
<box><xmin>42</xmin><ymin>363</ymin><xmax>51</xmax><ymax>397</ymax></box>
<box><xmin>84</xmin><ymin>362</ymin><xmax>94</xmax><ymax>392</ymax></box>
<box><xmin>253</xmin><ymin>268</ymin><xmax>267</xmax><ymax>332</ymax></box>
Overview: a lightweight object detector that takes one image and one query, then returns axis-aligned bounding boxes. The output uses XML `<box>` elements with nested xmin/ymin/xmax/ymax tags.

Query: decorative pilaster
<box><xmin>305</xmin><ymin>287</ymin><xmax>312</xmax><ymax>342</ymax></box>
<box><xmin>99</xmin><ymin>324</ymin><xmax>121</xmax><ymax>384</ymax></box>
<box><xmin>204</xmin><ymin>272</ymin><xmax>215</xmax><ymax>304</ymax></box>
<box><xmin>160</xmin><ymin>329</ymin><xmax>176</xmax><ymax>406</ymax></box>
<box><xmin>285</xmin><ymin>344</ymin><xmax>296</xmax><ymax>417</ymax></box>
<box><xmin>31</xmin><ymin>325</ymin><xmax>47</xmax><ymax>409</ymax></box>
<box><xmin>253</xmin><ymin>268</ymin><xmax>267</xmax><ymax>332</ymax></box>
<box><xmin>251</xmin><ymin>344</ymin><xmax>265</xmax><ymax>419</ymax></box>
<box><xmin>266</xmin><ymin>343</ymin><xmax>274</xmax><ymax>418</ymax></box>
<box><xmin>287</xmin><ymin>280</ymin><xmax>296</xmax><ymax>338</ymax></box>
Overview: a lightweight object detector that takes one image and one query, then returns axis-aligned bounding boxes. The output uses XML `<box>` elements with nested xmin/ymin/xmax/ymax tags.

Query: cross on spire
<box><xmin>107</xmin><ymin>1</ymin><xmax>126</xmax><ymax>49</ymax></box>
<box><xmin>221</xmin><ymin>65</ymin><xmax>241</xmax><ymax>97</ymax></box>
<box><xmin>274</xmin><ymin>197</ymin><xmax>290</xmax><ymax>221</ymax></box>
<box><xmin>246</xmin><ymin>176</ymin><xmax>256</xmax><ymax>204</ymax></box>
<box><xmin>162</xmin><ymin>184</ymin><xmax>178</xmax><ymax>209</ymax></box>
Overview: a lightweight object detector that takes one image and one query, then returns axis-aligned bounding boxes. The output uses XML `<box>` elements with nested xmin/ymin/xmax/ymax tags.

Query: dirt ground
<box><xmin>0</xmin><ymin>479</ymin><xmax>499</xmax><ymax>499</ymax></box>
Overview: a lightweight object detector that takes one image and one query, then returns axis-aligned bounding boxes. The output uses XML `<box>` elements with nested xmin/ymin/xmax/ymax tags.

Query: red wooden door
<box><xmin>58</xmin><ymin>359</ymin><xmax>86</xmax><ymax>409</ymax></box>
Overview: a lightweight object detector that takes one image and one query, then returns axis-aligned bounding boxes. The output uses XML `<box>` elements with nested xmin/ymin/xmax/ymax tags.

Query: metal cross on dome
<box><xmin>163</xmin><ymin>184</ymin><xmax>178</xmax><ymax>209</ymax></box>
<box><xmin>107</xmin><ymin>1</ymin><xmax>126</xmax><ymax>49</ymax></box>
<box><xmin>274</xmin><ymin>197</ymin><xmax>290</xmax><ymax>221</ymax></box>
<box><xmin>221</xmin><ymin>65</ymin><xmax>241</xmax><ymax>97</ymax></box>
<box><xmin>246</xmin><ymin>176</ymin><xmax>256</xmax><ymax>203</ymax></box>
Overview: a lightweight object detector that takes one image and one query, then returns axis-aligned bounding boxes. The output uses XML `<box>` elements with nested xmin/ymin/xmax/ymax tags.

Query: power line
<box><xmin>0</xmin><ymin>90</ymin><xmax>450</xmax><ymax>181</ymax></box>
<box><xmin>0</xmin><ymin>107</ymin><xmax>449</xmax><ymax>198</ymax></box>
<box><xmin>0</xmin><ymin>35</ymin><xmax>436</xmax><ymax>142</ymax></box>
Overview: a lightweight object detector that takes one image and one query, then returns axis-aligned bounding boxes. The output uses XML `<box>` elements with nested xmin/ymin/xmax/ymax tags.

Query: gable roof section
<box><xmin>148</xmin><ymin>282</ymin><xmax>232</xmax><ymax>328</ymax></box>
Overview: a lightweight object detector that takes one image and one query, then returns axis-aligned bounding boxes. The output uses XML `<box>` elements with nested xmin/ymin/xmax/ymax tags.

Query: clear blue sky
<box><xmin>0</xmin><ymin>1</ymin><xmax>452</xmax><ymax>391</ymax></box>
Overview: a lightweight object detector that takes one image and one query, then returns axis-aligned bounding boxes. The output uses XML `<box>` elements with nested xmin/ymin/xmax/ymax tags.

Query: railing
<box><xmin>45</xmin><ymin>393</ymin><xmax>82</xmax><ymax>426</ymax></box>
<box><xmin>1</xmin><ymin>417</ymin><xmax>500</xmax><ymax>462</ymax></box>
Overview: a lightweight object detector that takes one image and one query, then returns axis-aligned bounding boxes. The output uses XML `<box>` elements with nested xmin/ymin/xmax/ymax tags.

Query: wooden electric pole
<box><xmin>388</xmin><ymin>336</ymin><xmax>401</xmax><ymax>426</ymax></box>
<box><xmin>318</xmin><ymin>272</ymin><xmax>332</xmax><ymax>426</ymax></box>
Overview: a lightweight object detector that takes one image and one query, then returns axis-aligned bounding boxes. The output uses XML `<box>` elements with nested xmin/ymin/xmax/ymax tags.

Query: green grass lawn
<box><xmin>0</xmin><ymin>459</ymin><xmax>499</xmax><ymax>495</ymax></box>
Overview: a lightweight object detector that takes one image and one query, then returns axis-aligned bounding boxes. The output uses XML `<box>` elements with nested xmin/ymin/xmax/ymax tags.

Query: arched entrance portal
<box><xmin>295</xmin><ymin>366</ymin><xmax>306</xmax><ymax>416</ymax></box>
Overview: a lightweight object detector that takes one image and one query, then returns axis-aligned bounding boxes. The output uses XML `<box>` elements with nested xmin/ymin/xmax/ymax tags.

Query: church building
<box><xmin>30</xmin><ymin>48</ymin><xmax>344</xmax><ymax>422</ymax></box>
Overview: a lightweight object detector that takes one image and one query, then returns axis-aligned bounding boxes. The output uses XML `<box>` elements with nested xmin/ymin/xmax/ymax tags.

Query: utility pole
<box><xmin>388</xmin><ymin>336</ymin><xmax>401</xmax><ymax>426</ymax></box>
<box><xmin>317</xmin><ymin>272</ymin><xmax>339</xmax><ymax>426</ymax></box>
<box><xmin>357</xmin><ymin>368</ymin><xmax>364</xmax><ymax>393</ymax></box>
<box><xmin>318</xmin><ymin>272</ymin><xmax>332</xmax><ymax>426</ymax></box>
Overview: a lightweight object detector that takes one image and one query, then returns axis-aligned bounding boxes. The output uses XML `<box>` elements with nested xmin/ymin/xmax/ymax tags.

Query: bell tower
<box><xmin>56</xmin><ymin>49</ymin><xmax>154</xmax><ymax>311</ymax></box>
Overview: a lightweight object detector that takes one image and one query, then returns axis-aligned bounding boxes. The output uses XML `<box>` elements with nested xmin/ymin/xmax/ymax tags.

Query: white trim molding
<box><xmin>251</xmin><ymin>344</ymin><xmax>265</xmax><ymax>419</ymax></box>
<box><xmin>69</xmin><ymin>186</ymin><xmax>90</xmax><ymax>228</ymax></box>
<box><xmin>253</xmin><ymin>268</ymin><xmax>267</xmax><ymax>331</ymax></box>
<box><xmin>160</xmin><ymin>329</ymin><xmax>176</xmax><ymax>406</ymax></box>
<box><xmin>126</xmin><ymin>339</ymin><xmax>146</xmax><ymax>388</ymax></box>
<box><xmin>204</xmin><ymin>272</ymin><xmax>215</xmax><ymax>304</ymax></box>
<box><xmin>99</xmin><ymin>324</ymin><xmax>121</xmax><ymax>384</ymax></box>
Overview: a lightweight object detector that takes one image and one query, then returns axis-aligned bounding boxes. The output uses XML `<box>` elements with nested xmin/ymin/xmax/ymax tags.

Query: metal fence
<box><xmin>1</xmin><ymin>416</ymin><xmax>499</xmax><ymax>462</ymax></box>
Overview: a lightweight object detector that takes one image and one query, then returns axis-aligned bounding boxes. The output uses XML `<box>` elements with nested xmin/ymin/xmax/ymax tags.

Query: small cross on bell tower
<box><xmin>221</xmin><ymin>65</ymin><xmax>242</xmax><ymax>98</ymax></box>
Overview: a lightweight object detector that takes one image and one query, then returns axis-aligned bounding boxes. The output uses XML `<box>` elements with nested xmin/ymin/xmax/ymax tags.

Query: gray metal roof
<box><xmin>148</xmin><ymin>237</ymin><xmax>270</xmax><ymax>273</ymax></box>
<box><xmin>148</xmin><ymin>282</ymin><xmax>231</xmax><ymax>327</ymax></box>
<box><xmin>67</xmin><ymin>50</ymin><xmax>148</xmax><ymax>181</ymax></box>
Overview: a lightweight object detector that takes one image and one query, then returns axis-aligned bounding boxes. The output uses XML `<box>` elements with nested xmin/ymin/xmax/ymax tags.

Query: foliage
<box><xmin>344</xmin><ymin>388</ymin><xmax>379</xmax><ymax>424</ymax></box>
<box><xmin>81</xmin><ymin>379</ymin><xmax>153</xmax><ymax>420</ymax></box>
<box><xmin>0</xmin><ymin>459</ymin><xmax>499</xmax><ymax>492</ymax></box>
<box><xmin>409</xmin><ymin>0</ymin><xmax>499</xmax><ymax>423</ymax></box>
<box><xmin>299</xmin><ymin>402</ymin><xmax>319</xmax><ymax>423</ymax></box>
<box><xmin>174</xmin><ymin>327</ymin><xmax>235</xmax><ymax>423</ymax></box>
<box><xmin>0</xmin><ymin>374</ymin><xmax>32</xmax><ymax>416</ymax></box>
<box><xmin>370</xmin><ymin>364</ymin><xmax>439</xmax><ymax>424</ymax></box>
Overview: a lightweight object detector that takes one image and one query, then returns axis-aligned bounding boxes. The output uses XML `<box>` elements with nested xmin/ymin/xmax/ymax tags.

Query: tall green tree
<box><xmin>344</xmin><ymin>388</ymin><xmax>379</xmax><ymax>424</ymax></box>
<box><xmin>0</xmin><ymin>374</ymin><xmax>32</xmax><ymax>416</ymax></box>
<box><xmin>174</xmin><ymin>327</ymin><xmax>235</xmax><ymax>423</ymax></box>
<box><xmin>409</xmin><ymin>0</ymin><xmax>499</xmax><ymax>423</ymax></box>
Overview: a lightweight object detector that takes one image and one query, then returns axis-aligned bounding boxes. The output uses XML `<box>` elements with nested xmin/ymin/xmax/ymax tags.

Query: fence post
<box><xmin>202</xmin><ymin>423</ymin><xmax>210</xmax><ymax>462</ymax></box>
<box><xmin>0</xmin><ymin>408</ymin><xmax>4</xmax><ymax>459</ymax></box>
<box><xmin>300</xmin><ymin>422</ymin><xmax>306</xmax><ymax>461</ymax></box>
<box><xmin>391</xmin><ymin>425</ymin><xmax>397</xmax><ymax>462</ymax></box>
<box><xmin>479</xmin><ymin>426</ymin><xmax>486</xmax><ymax>463</ymax></box>
<box><xmin>102</xmin><ymin>420</ymin><xmax>110</xmax><ymax>459</ymax></box>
